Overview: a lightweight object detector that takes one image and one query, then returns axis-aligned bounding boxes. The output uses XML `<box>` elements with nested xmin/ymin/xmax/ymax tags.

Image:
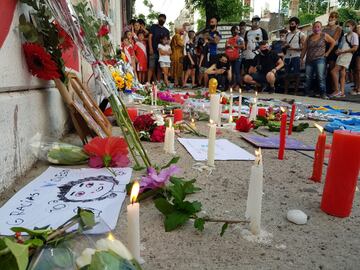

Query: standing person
<box><xmin>198</xmin><ymin>31</ymin><xmax>210</xmax><ymax>87</ymax></box>
<box><xmin>350</xmin><ymin>24</ymin><xmax>360</xmax><ymax>95</ymax></box>
<box><xmin>182</xmin><ymin>22</ymin><xmax>191</xmax><ymax>56</ymax></box>
<box><xmin>243</xmin><ymin>15</ymin><xmax>268</xmax><ymax>74</ymax></box>
<box><xmin>243</xmin><ymin>41</ymin><xmax>284</xmax><ymax>93</ymax></box>
<box><xmin>205</xmin><ymin>54</ymin><xmax>232</xmax><ymax>91</ymax></box>
<box><xmin>239</xmin><ymin>21</ymin><xmax>247</xmax><ymax>39</ymax></box>
<box><xmin>137</xmin><ymin>19</ymin><xmax>149</xmax><ymax>39</ymax></box>
<box><xmin>158</xmin><ymin>35</ymin><xmax>172</xmax><ymax>87</ymax></box>
<box><xmin>183</xmin><ymin>30</ymin><xmax>197</xmax><ymax>88</ymax></box>
<box><xmin>271</xmin><ymin>29</ymin><xmax>288</xmax><ymax>58</ymax></box>
<box><xmin>148</xmin><ymin>14</ymin><xmax>170</xmax><ymax>83</ymax></box>
<box><xmin>331</xmin><ymin>20</ymin><xmax>359</xmax><ymax>97</ymax></box>
<box><xmin>208</xmin><ymin>17</ymin><xmax>222</xmax><ymax>66</ymax></box>
<box><xmin>225</xmin><ymin>26</ymin><xmax>244</xmax><ymax>90</ymax></box>
<box><xmin>122</xmin><ymin>33</ymin><xmax>137</xmax><ymax>78</ymax></box>
<box><xmin>123</xmin><ymin>19</ymin><xmax>136</xmax><ymax>33</ymax></box>
<box><xmin>283</xmin><ymin>17</ymin><xmax>306</xmax><ymax>94</ymax></box>
<box><xmin>134</xmin><ymin>30</ymin><xmax>147</xmax><ymax>83</ymax></box>
<box><xmin>170</xmin><ymin>26</ymin><xmax>184</xmax><ymax>87</ymax></box>
<box><xmin>300</xmin><ymin>21</ymin><xmax>336</xmax><ymax>99</ymax></box>
<box><xmin>323</xmin><ymin>11</ymin><xmax>343</xmax><ymax>94</ymax></box>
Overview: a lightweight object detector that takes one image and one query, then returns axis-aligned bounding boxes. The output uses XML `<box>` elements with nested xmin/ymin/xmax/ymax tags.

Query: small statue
<box><xmin>208</xmin><ymin>78</ymin><xmax>218</xmax><ymax>95</ymax></box>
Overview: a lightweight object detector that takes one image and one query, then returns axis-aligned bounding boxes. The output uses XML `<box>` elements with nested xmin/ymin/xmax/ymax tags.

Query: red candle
<box><xmin>321</xmin><ymin>130</ymin><xmax>360</xmax><ymax>217</ymax></box>
<box><xmin>288</xmin><ymin>103</ymin><xmax>296</xmax><ymax>135</ymax></box>
<box><xmin>309</xmin><ymin>124</ymin><xmax>326</xmax><ymax>182</ymax></box>
<box><xmin>278</xmin><ymin>109</ymin><xmax>287</xmax><ymax>160</ymax></box>
<box><xmin>173</xmin><ymin>109</ymin><xmax>183</xmax><ymax>123</ymax></box>
<box><xmin>127</xmin><ymin>108</ymin><xmax>138</xmax><ymax>122</ymax></box>
<box><xmin>257</xmin><ymin>108</ymin><xmax>267</xmax><ymax>117</ymax></box>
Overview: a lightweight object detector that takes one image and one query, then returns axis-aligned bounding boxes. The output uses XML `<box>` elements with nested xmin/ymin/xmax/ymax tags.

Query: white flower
<box><xmin>95</xmin><ymin>238</ymin><xmax>133</xmax><ymax>261</ymax></box>
<box><xmin>153</xmin><ymin>114</ymin><xmax>165</xmax><ymax>126</ymax></box>
<box><xmin>76</xmin><ymin>248</ymin><xmax>96</xmax><ymax>268</ymax></box>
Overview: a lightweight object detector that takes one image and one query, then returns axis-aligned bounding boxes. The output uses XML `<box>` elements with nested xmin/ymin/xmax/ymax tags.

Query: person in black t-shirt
<box><xmin>198</xmin><ymin>31</ymin><xmax>210</xmax><ymax>86</ymax></box>
<box><xmin>183</xmin><ymin>30</ymin><xmax>197</xmax><ymax>88</ymax></box>
<box><xmin>205</xmin><ymin>54</ymin><xmax>232</xmax><ymax>91</ymax></box>
<box><xmin>244</xmin><ymin>41</ymin><xmax>284</xmax><ymax>93</ymax></box>
<box><xmin>148</xmin><ymin>14</ymin><xmax>170</xmax><ymax>83</ymax></box>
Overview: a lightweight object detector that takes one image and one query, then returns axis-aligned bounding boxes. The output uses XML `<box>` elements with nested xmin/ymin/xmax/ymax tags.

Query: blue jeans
<box><xmin>305</xmin><ymin>57</ymin><xmax>326</xmax><ymax>95</ymax></box>
<box><xmin>230</xmin><ymin>59</ymin><xmax>241</xmax><ymax>86</ymax></box>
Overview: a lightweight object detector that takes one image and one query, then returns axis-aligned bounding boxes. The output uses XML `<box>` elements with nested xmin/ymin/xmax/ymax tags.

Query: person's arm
<box><xmin>262</xmin><ymin>28</ymin><xmax>269</xmax><ymax>42</ymax></box>
<box><xmin>272</xmin><ymin>58</ymin><xmax>284</xmax><ymax>74</ymax></box>
<box><xmin>158</xmin><ymin>45</ymin><xmax>165</xmax><ymax>56</ymax></box>
<box><xmin>300</xmin><ymin>36</ymin><xmax>308</xmax><ymax>63</ymax></box>
<box><xmin>338</xmin><ymin>35</ymin><xmax>359</xmax><ymax>54</ymax></box>
<box><xmin>148</xmin><ymin>33</ymin><xmax>154</xmax><ymax>55</ymax></box>
<box><xmin>205</xmin><ymin>64</ymin><xmax>218</xmax><ymax>74</ymax></box>
<box><xmin>248</xmin><ymin>58</ymin><xmax>257</xmax><ymax>74</ymax></box>
<box><xmin>333</xmin><ymin>27</ymin><xmax>342</xmax><ymax>43</ymax></box>
<box><xmin>227</xmin><ymin>66</ymin><xmax>232</xmax><ymax>82</ymax></box>
<box><xmin>324</xmin><ymin>33</ymin><xmax>336</xmax><ymax>57</ymax></box>
<box><xmin>199</xmin><ymin>54</ymin><xmax>204</xmax><ymax>67</ymax></box>
<box><xmin>167</xmin><ymin>47</ymin><xmax>172</xmax><ymax>56</ymax></box>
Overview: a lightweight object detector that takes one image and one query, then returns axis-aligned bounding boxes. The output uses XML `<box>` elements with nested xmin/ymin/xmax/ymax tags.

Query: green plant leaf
<box><xmin>220</xmin><ymin>222</ymin><xmax>229</xmax><ymax>237</ymax></box>
<box><xmin>169</xmin><ymin>182</ymin><xmax>185</xmax><ymax>204</ymax></box>
<box><xmin>154</xmin><ymin>198</ymin><xmax>175</xmax><ymax>215</ymax></box>
<box><xmin>23</xmin><ymin>238</ymin><xmax>43</xmax><ymax>247</ymax></box>
<box><xmin>11</xmin><ymin>227</ymin><xmax>50</xmax><ymax>238</ymax></box>
<box><xmin>164</xmin><ymin>211</ymin><xmax>190</xmax><ymax>232</ymax></box>
<box><xmin>79</xmin><ymin>209</ymin><xmax>96</xmax><ymax>229</ymax></box>
<box><xmin>183</xmin><ymin>179</ymin><xmax>201</xmax><ymax>194</ymax></box>
<box><xmin>133</xmin><ymin>165</ymin><xmax>146</xmax><ymax>171</ymax></box>
<box><xmin>177</xmin><ymin>201</ymin><xmax>202</xmax><ymax>215</ymax></box>
<box><xmin>194</xmin><ymin>218</ymin><xmax>205</xmax><ymax>231</ymax></box>
<box><xmin>4</xmin><ymin>238</ymin><xmax>29</xmax><ymax>270</ymax></box>
<box><xmin>161</xmin><ymin>156</ymin><xmax>180</xmax><ymax>169</ymax></box>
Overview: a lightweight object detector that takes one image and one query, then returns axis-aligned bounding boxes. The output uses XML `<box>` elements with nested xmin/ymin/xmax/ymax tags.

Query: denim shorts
<box><xmin>250</xmin><ymin>72</ymin><xmax>268</xmax><ymax>84</ymax></box>
<box><xmin>284</xmin><ymin>57</ymin><xmax>300</xmax><ymax>75</ymax></box>
<box><xmin>149</xmin><ymin>54</ymin><xmax>159</xmax><ymax>69</ymax></box>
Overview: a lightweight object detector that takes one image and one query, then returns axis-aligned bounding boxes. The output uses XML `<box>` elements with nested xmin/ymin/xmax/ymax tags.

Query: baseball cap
<box><xmin>252</xmin><ymin>15</ymin><xmax>261</xmax><ymax>22</ymax></box>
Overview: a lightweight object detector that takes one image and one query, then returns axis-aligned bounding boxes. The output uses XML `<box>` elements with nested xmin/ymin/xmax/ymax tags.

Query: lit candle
<box><xmin>127</xmin><ymin>181</ymin><xmax>141</xmax><ymax>261</ymax></box>
<box><xmin>207</xmin><ymin>119</ymin><xmax>216</xmax><ymax>167</ymax></box>
<box><xmin>288</xmin><ymin>103</ymin><xmax>296</xmax><ymax>135</ymax></box>
<box><xmin>245</xmin><ymin>148</ymin><xmax>263</xmax><ymax>235</ymax></box>
<box><xmin>164</xmin><ymin>119</ymin><xmax>175</xmax><ymax>154</ymax></box>
<box><xmin>238</xmin><ymin>88</ymin><xmax>242</xmax><ymax>117</ymax></box>
<box><xmin>249</xmin><ymin>92</ymin><xmax>258</xmax><ymax>121</ymax></box>
<box><xmin>154</xmin><ymin>84</ymin><xmax>158</xmax><ymax>106</ymax></box>
<box><xmin>190</xmin><ymin>118</ymin><xmax>196</xmax><ymax>129</ymax></box>
<box><xmin>321</xmin><ymin>130</ymin><xmax>360</xmax><ymax>217</ymax></box>
<box><xmin>278</xmin><ymin>107</ymin><xmax>287</xmax><ymax>160</ymax></box>
<box><xmin>309</xmin><ymin>124</ymin><xmax>326</xmax><ymax>182</ymax></box>
<box><xmin>210</xmin><ymin>94</ymin><xmax>220</xmax><ymax>125</ymax></box>
<box><xmin>151</xmin><ymin>82</ymin><xmax>155</xmax><ymax>106</ymax></box>
<box><xmin>229</xmin><ymin>88</ymin><xmax>233</xmax><ymax>123</ymax></box>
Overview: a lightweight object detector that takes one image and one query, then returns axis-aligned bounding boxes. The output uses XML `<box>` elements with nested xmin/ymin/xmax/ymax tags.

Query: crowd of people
<box><xmin>121</xmin><ymin>11</ymin><xmax>360</xmax><ymax>99</ymax></box>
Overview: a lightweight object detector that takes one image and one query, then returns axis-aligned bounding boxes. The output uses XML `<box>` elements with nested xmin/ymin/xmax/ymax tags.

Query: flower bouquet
<box><xmin>133</xmin><ymin>114</ymin><xmax>166</xmax><ymax>142</ymax></box>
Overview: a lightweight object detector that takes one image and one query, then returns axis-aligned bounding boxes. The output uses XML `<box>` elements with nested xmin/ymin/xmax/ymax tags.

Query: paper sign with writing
<box><xmin>0</xmin><ymin>167</ymin><xmax>132</xmax><ymax>235</ymax></box>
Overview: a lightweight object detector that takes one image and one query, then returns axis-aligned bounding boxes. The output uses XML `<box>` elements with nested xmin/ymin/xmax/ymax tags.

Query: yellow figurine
<box><xmin>208</xmin><ymin>78</ymin><xmax>218</xmax><ymax>95</ymax></box>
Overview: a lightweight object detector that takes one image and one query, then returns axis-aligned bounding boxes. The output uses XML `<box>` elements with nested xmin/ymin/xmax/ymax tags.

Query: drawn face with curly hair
<box><xmin>58</xmin><ymin>176</ymin><xmax>119</xmax><ymax>202</ymax></box>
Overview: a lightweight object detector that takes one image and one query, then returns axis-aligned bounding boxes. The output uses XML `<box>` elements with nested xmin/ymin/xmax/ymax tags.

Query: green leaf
<box><xmin>169</xmin><ymin>182</ymin><xmax>185</xmax><ymax>203</ymax></box>
<box><xmin>164</xmin><ymin>211</ymin><xmax>190</xmax><ymax>232</ymax></box>
<box><xmin>79</xmin><ymin>209</ymin><xmax>96</xmax><ymax>229</ymax></box>
<box><xmin>177</xmin><ymin>201</ymin><xmax>202</xmax><ymax>215</ymax></box>
<box><xmin>88</xmin><ymin>250</ymin><xmax>136</xmax><ymax>270</ymax></box>
<box><xmin>194</xmin><ymin>218</ymin><xmax>205</xmax><ymax>231</ymax></box>
<box><xmin>183</xmin><ymin>179</ymin><xmax>201</xmax><ymax>194</ymax></box>
<box><xmin>11</xmin><ymin>227</ymin><xmax>50</xmax><ymax>238</ymax></box>
<box><xmin>133</xmin><ymin>165</ymin><xmax>146</xmax><ymax>171</ymax></box>
<box><xmin>4</xmin><ymin>238</ymin><xmax>29</xmax><ymax>270</ymax></box>
<box><xmin>154</xmin><ymin>198</ymin><xmax>175</xmax><ymax>215</ymax></box>
<box><xmin>220</xmin><ymin>222</ymin><xmax>229</xmax><ymax>237</ymax></box>
<box><xmin>0</xmin><ymin>252</ymin><xmax>17</xmax><ymax>270</ymax></box>
<box><xmin>161</xmin><ymin>156</ymin><xmax>180</xmax><ymax>169</ymax></box>
<box><xmin>23</xmin><ymin>238</ymin><xmax>43</xmax><ymax>247</ymax></box>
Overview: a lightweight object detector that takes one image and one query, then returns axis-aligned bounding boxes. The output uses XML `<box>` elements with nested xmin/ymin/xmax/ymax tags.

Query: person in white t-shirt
<box><xmin>243</xmin><ymin>15</ymin><xmax>268</xmax><ymax>73</ymax></box>
<box><xmin>284</xmin><ymin>17</ymin><xmax>306</xmax><ymax>94</ymax></box>
<box><xmin>158</xmin><ymin>35</ymin><xmax>172</xmax><ymax>87</ymax></box>
<box><xmin>331</xmin><ymin>20</ymin><xmax>359</xmax><ymax>97</ymax></box>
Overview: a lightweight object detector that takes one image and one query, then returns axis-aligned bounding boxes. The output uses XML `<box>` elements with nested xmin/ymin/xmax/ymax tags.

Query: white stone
<box><xmin>287</xmin><ymin>210</ymin><xmax>308</xmax><ymax>225</ymax></box>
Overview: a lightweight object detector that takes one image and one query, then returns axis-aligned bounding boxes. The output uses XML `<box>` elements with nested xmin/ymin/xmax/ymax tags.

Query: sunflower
<box><xmin>125</xmin><ymin>72</ymin><xmax>133</xmax><ymax>82</ymax></box>
<box><xmin>114</xmin><ymin>76</ymin><xmax>125</xmax><ymax>89</ymax></box>
<box><xmin>22</xmin><ymin>43</ymin><xmax>61</xmax><ymax>80</ymax></box>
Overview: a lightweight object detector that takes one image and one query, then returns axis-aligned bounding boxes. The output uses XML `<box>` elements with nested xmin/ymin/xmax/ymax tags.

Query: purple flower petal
<box><xmin>140</xmin><ymin>165</ymin><xmax>181</xmax><ymax>193</ymax></box>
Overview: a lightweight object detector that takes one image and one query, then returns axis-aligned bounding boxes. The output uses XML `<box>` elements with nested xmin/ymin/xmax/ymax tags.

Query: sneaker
<box><xmin>320</xmin><ymin>94</ymin><xmax>329</xmax><ymax>100</ymax></box>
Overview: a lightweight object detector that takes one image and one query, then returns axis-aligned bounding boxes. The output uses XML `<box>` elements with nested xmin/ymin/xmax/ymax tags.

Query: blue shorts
<box><xmin>285</xmin><ymin>57</ymin><xmax>300</xmax><ymax>75</ymax></box>
<box><xmin>250</xmin><ymin>72</ymin><xmax>268</xmax><ymax>84</ymax></box>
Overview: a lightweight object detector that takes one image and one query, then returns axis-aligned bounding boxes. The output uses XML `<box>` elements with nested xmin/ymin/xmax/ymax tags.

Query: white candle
<box><xmin>249</xmin><ymin>92</ymin><xmax>258</xmax><ymax>121</ymax></box>
<box><xmin>209</xmin><ymin>94</ymin><xmax>220</xmax><ymax>125</ymax></box>
<box><xmin>150</xmin><ymin>89</ymin><xmax>154</xmax><ymax>106</ymax></box>
<box><xmin>245</xmin><ymin>148</ymin><xmax>263</xmax><ymax>235</ymax></box>
<box><xmin>238</xmin><ymin>88</ymin><xmax>242</xmax><ymax>117</ymax></box>
<box><xmin>190</xmin><ymin>118</ymin><xmax>196</xmax><ymax>129</ymax></box>
<box><xmin>207</xmin><ymin>119</ymin><xmax>216</xmax><ymax>167</ymax></box>
<box><xmin>127</xmin><ymin>181</ymin><xmax>141</xmax><ymax>261</ymax></box>
<box><xmin>154</xmin><ymin>85</ymin><xmax>158</xmax><ymax>106</ymax></box>
<box><xmin>229</xmin><ymin>88</ymin><xmax>233</xmax><ymax>123</ymax></box>
<box><xmin>164</xmin><ymin>119</ymin><xmax>175</xmax><ymax>154</ymax></box>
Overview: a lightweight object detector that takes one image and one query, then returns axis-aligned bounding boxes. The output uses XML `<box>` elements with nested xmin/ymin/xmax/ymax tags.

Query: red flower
<box><xmin>151</xmin><ymin>126</ymin><xmax>166</xmax><ymax>142</ymax></box>
<box><xmin>236</xmin><ymin>116</ymin><xmax>254</xmax><ymax>132</ymax></box>
<box><xmin>98</xmin><ymin>25</ymin><xmax>109</xmax><ymax>37</ymax></box>
<box><xmin>54</xmin><ymin>22</ymin><xmax>73</xmax><ymax>51</ymax></box>
<box><xmin>22</xmin><ymin>43</ymin><xmax>61</xmax><ymax>80</ymax></box>
<box><xmin>84</xmin><ymin>137</ymin><xmax>130</xmax><ymax>168</ymax></box>
<box><xmin>104</xmin><ymin>59</ymin><xmax>117</xmax><ymax>66</ymax></box>
<box><xmin>221</xmin><ymin>97</ymin><xmax>228</xmax><ymax>105</ymax></box>
<box><xmin>133</xmin><ymin>114</ymin><xmax>155</xmax><ymax>132</ymax></box>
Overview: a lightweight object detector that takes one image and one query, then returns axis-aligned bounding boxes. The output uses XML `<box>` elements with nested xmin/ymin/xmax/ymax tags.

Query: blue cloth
<box><xmin>324</xmin><ymin>118</ymin><xmax>360</xmax><ymax>133</ymax></box>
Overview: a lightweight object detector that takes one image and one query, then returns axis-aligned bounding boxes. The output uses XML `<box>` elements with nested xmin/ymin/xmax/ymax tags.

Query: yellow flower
<box><xmin>125</xmin><ymin>81</ymin><xmax>132</xmax><ymax>90</ymax></box>
<box><xmin>125</xmin><ymin>73</ymin><xmax>133</xmax><ymax>82</ymax></box>
<box><xmin>114</xmin><ymin>76</ymin><xmax>124</xmax><ymax>89</ymax></box>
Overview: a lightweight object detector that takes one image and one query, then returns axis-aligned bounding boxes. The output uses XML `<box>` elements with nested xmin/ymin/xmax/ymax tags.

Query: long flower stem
<box><xmin>201</xmin><ymin>217</ymin><xmax>249</xmax><ymax>224</ymax></box>
<box><xmin>47</xmin><ymin>219</ymin><xmax>79</xmax><ymax>242</ymax></box>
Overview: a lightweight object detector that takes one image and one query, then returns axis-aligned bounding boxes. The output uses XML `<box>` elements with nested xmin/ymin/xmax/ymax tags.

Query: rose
<box><xmin>151</xmin><ymin>126</ymin><xmax>166</xmax><ymax>142</ymax></box>
<box><xmin>133</xmin><ymin>114</ymin><xmax>155</xmax><ymax>132</ymax></box>
<box><xmin>97</xmin><ymin>25</ymin><xmax>109</xmax><ymax>37</ymax></box>
<box><xmin>236</xmin><ymin>116</ymin><xmax>254</xmax><ymax>132</ymax></box>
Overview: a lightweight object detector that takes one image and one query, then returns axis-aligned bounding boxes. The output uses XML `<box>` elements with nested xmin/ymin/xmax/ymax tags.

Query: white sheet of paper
<box><xmin>178</xmin><ymin>138</ymin><xmax>255</xmax><ymax>161</ymax></box>
<box><xmin>0</xmin><ymin>167</ymin><xmax>132</xmax><ymax>235</ymax></box>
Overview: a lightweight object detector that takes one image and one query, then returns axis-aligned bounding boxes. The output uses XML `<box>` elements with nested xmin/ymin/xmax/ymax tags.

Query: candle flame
<box><xmin>239</xmin><ymin>88</ymin><xmax>242</xmax><ymax>94</ymax></box>
<box><xmin>255</xmin><ymin>91</ymin><xmax>258</xmax><ymax>97</ymax></box>
<box><xmin>150</xmin><ymin>110</ymin><xmax>153</xmax><ymax>114</ymax></box>
<box><xmin>230</xmin><ymin>87</ymin><xmax>233</xmax><ymax>93</ymax></box>
<box><xmin>170</xmin><ymin>110</ymin><xmax>173</xmax><ymax>115</ymax></box>
<box><xmin>255</xmin><ymin>148</ymin><xmax>262</xmax><ymax>157</ymax></box>
<box><xmin>191</xmin><ymin>118</ymin><xmax>195</xmax><ymax>123</ymax></box>
<box><xmin>255</xmin><ymin>148</ymin><xmax>262</xmax><ymax>165</ymax></box>
<box><xmin>209</xmin><ymin>119</ymin><xmax>214</xmax><ymax>124</ymax></box>
<box><xmin>107</xmin><ymin>233</ymin><xmax>115</xmax><ymax>241</ymax></box>
<box><xmin>130</xmin><ymin>181</ymin><xmax>140</xmax><ymax>204</ymax></box>
<box><xmin>314</xmin><ymin>123</ymin><xmax>324</xmax><ymax>133</ymax></box>
<box><xmin>280</xmin><ymin>107</ymin><xmax>285</xmax><ymax>113</ymax></box>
